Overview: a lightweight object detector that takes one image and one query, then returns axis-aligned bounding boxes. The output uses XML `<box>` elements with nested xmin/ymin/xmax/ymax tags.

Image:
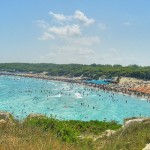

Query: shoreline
<box><xmin>0</xmin><ymin>72</ymin><xmax>150</xmax><ymax>101</ymax></box>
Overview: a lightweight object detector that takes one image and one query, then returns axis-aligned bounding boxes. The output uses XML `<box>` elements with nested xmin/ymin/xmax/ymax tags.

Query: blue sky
<box><xmin>0</xmin><ymin>0</ymin><xmax>150</xmax><ymax>66</ymax></box>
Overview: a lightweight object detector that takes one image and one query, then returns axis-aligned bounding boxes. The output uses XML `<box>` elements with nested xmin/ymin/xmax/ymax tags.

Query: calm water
<box><xmin>0</xmin><ymin>75</ymin><xmax>150</xmax><ymax>124</ymax></box>
<box><xmin>86</xmin><ymin>80</ymin><xmax>109</xmax><ymax>85</ymax></box>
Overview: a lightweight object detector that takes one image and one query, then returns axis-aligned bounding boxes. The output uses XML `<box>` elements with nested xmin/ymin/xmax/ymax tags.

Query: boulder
<box><xmin>27</xmin><ymin>114</ymin><xmax>45</xmax><ymax>120</ymax></box>
<box><xmin>124</xmin><ymin>117</ymin><xmax>150</xmax><ymax>127</ymax></box>
<box><xmin>104</xmin><ymin>130</ymin><xmax>116</xmax><ymax>137</ymax></box>
<box><xmin>0</xmin><ymin>111</ymin><xmax>11</xmax><ymax>121</ymax></box>
<box><xmin>0</xmin><ymin>111</ymin><xmax>13</xmax><ymax>127</ymax></box>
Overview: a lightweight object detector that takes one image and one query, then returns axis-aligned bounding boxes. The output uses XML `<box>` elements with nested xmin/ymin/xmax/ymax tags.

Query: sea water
<box><xmin>0</xmin><ymin>75</ymin><xmax>150</xmax><ymax>124</ymax></box>
<box><xmin>86</xmin><ymin>80</ymin><xmax>109</xmax><ymax>85</ymax></box>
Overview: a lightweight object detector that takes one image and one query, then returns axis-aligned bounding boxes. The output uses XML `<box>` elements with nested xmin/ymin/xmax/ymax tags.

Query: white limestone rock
<box><xmin>142</xmin><ymin>143</ymin><xmax>150</xmax><ymax>150</ymax></box>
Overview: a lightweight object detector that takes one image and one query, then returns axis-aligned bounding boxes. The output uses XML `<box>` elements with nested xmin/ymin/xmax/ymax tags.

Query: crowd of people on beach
<box><xmin>1</xmin><ymin>72</ymin><xmax>150</xmax><ymax>101</ymax></box>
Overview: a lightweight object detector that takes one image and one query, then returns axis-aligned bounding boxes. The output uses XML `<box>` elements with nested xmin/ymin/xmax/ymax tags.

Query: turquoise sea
<box><xmin>86</xmin><ymin>80</ymin><xmax>109</xmax><ymax>85</ymax></box>
<box><xmin>0</xmin><ymin>75</ymin><xmax>150</xmax><ymax>124</ymax></box>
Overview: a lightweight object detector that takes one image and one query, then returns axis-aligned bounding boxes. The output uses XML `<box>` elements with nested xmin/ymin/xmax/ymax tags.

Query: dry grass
<box><xmin>1</xmin><ymin>117</ymin><xmax>150</xmax><ymax>150</ymax></box>
<box><xmin>0</xmin><ymin>124</ymin><xmax>77</xmax><ymax>150</ymax></box>
<box><xmin>95</xmin><ymin>120</ymin><xmax>150</xmax><ymax>150</ymax></box>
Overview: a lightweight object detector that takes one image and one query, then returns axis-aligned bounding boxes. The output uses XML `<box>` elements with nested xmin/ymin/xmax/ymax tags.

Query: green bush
<box><xmin>24</xmin><ymin>116</ymin><xmax>121</xmax><ymax>143</ymax></box>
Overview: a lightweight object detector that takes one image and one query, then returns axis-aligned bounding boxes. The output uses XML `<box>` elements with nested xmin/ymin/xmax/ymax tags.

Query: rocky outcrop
<box><xmin>0</xmin><ymin>111</ymin><xmax>13</xmax><ymax>127</ymax></box>
<box><xmin>27</xmin><ymin>114</ymin><xmax>45</xmax><ymax>120</ymax></box>
<box><xmin>124</xmin><ymin>117</ymin><xmax>150</xmax><ymax>127</ymax></box>
<box><xmin>0</xmin><ymin>111</ymin><xmax>11</xmax><ymax>120</ymax></box>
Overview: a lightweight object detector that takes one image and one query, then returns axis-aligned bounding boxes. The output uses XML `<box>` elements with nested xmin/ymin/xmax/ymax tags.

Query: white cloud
<box><xmin>36</xmin><ymin>10</ymin><xmax>101</xmax><ymax>64</ymax></box>
<box><xmin>48</xmin><ymin>10</ymin><xmax>95</xmax><ymax>26</ymax></box>
<box><xmin>49</xmin><ymin>11</ymin><xmax>71</xmax><ymax>21</ymax></box>
<box><xmin>35</xmin><ymin>20</ymin><xmax>49</xmax><ymax>29</ymax></box>
<box><xmin>36</xmin><ymin>10</ymin><xmax>96</xmax><ymax>40</ymax></box>
<box><xmin>48</xmin><ymin>24</ymin><xmax>81</xmax><ymax>36</ymax></box>
<box><xmin>74</xmin><ymin>10</ymin><xmax>95</xmax><ymax>26</ymax></box>
<box><xmin>122</xmin><ymin>22</ymin><xmax>131</xmax><ymax>26</ymax></box>
<box><xmin>38</xmin><ymin>32</ymin><xmax>55</xmax><ymax>40</ymax></box>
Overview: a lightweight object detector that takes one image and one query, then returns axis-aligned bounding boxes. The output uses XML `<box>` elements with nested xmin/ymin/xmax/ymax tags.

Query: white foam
<box><xmin>75</xmin><ymin>93</ymin><xmax>83</xmax><ymax>99</ymax></box>
<box><xmin>49</xmin><ymin>94</ymin><xmax>62</xmax><ymax>98</ymax></box>
<box><xmin>141</xmin><ymin>98</ymin><xmax>147</xmax><ymax>101</ymax></box>
<box><xmin>52</xmin><ymin>83</ymin><xmax>57</xmax><ymax>86</ymax></box>
<box><xmin>52</xmin><ymin>88</ymin><xmax>58</xmax><ymax>91</ymax></box>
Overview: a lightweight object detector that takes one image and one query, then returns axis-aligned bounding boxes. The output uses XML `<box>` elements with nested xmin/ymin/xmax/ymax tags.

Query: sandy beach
<box><xmin>119</xmin><ymin>77</ymin><xmax>145</xmax><ymax>84</ymax></box>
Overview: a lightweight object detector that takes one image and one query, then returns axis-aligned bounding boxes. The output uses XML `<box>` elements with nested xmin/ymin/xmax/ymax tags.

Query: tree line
<box><xmin>0</xmin><ymin>63</ymin><xmax>150</xmax><ymax>80</ymax></box>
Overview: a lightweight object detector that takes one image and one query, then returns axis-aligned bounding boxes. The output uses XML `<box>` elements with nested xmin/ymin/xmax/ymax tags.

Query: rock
<box><xmin>0</xmin><ymin>111</ymin><xmax>11</xmax><ymax>121</ymax></box>
<box><xmin>0</xmin><ymin>119</ymin><xmax>7</xmax><ymax>127</ymax></box>
<box><xmin>0</xmin><ymin>111</ymin><xmax>14</xmax><ymax>127</ymax></box>
<box><xmin>124</xmin><ymin>118</ymin><xmax>149</xmax><ymax>127</ymax></box>
<box><xmin>142</xmin><ymin>143</ymin><xmax>150</xmax><ymax>150</ymax></box>
<box><xmin>105</xmin><ymin>130</ymin><xmax>116</xmax><ymax>137</ymax></box>
<box><xmin>27</xmin><ymin>114</ymin><xmax>45</xmax><ymax>120</ymax></box>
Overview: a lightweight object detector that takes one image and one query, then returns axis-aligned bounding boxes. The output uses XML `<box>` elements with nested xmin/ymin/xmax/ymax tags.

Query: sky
<box><xmin>0</xmin><ymin>0</ymin><xmax>150</xmax><ymax>66</ymax></box>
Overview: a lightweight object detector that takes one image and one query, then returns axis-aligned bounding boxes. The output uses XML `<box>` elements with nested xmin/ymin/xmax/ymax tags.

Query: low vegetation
<box><xmin>0</xmin><ymin>115</ymin><xmax>121</xmax><ymax>150</ymax></box>
<box><xmin>24</xmin><ymin>116</ymin><xmax>121</xmax><ymax>142</ymax></box>
<box><xmin>1</xmin><ymin>114</ymin><xmax>150</xmax><ymax>150</ymax></box>
<box><xmin>99</xmin><ymin>119</ymin><xmax>150</xmax><ymax>150</ymax></box>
